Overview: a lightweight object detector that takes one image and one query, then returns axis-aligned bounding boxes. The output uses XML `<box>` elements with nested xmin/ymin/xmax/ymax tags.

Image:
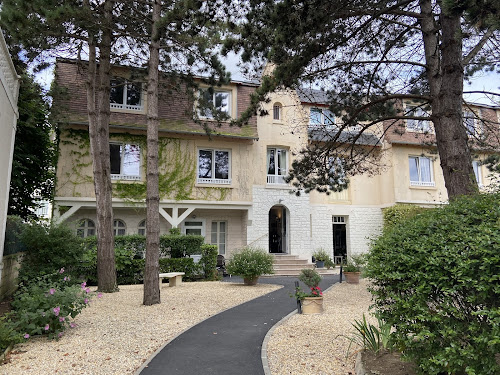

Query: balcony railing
<box><xmin>410</xmin><ymin>180</ymin><xmax>435</xmax><ymax>187</ymax></box>
<box><xmin>111</xmin><ymin>174</ymin><xmax>141</xmax><ymax>181</ymax></box>
<box><xmin>197</xmin><ymin>178</ymin><xmax>231</xmax><ymax>185</ymax></box>
<box><xmin>111</xmin><ymin>103</ymin><xmax>143</xmax><ymax>111</ymax></box>
<box><xmin>267</xmin><ymin>175</ymin><xmax>288</xmax><ymax>185</ymax></box>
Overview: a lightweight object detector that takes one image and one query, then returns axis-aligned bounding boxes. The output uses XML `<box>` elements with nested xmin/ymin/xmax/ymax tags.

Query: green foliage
<box><xmin>18</xmin><ymin>222</ymin><xmax>84</xmax><ymax>285</ymax></box>
<box><xmin>324</xmin><ymin>258</ymin><xmax>335</xmax><ymax>269</ymax></box>
<box><xmin>8</xmin><ymin>73</ymin><xmax>55</xmax><ymax>219</ymax></box>
<box><xmin>0</xmin><ymin>315</ymin><xmax>22</xmax><ymax>353</ymax></box>
<box><xmin>3</xmin><ymin>216</ymin><xmax>27</xmax><ymax>256</ymax></box>
<box><xmin>312</xmin><ymin>248</ymin><xmax>330</xmax><ymax>262</ymax></box>
<box><xmin>226</xmin><ymin>247</ymin><xmax>275</xmax><ymax>278</ymax></box>
<box><xmin>346</xmin><ymin>314</ymin><xmax>394</xmax><ymax>356</ymax></box>
<box><xmin>343</xmin><ymin>254</ymin><xmax>366</xmax><ymax>272</ymax></box>
<box><xmin>383</xmin><ymin>204</ymin><xmax>424</xmax><ymax>232</ymax></box>
<box><xmin>199</xmin><ymin>244</ymin><xmax>218</xmax><ymax>280</ymax></box>
<box><xmin>366</xmin><ymin>192</ymin><xmax>500</xmax><ymax>375</ymax></box>
<box><xmin>160</xmin><ymin>234</ymin><xmax>205</xmax><ymax>258</ymax></box>
<box><xmin>169</xmin><ymin>227</ymin><xmax>181</xmax><ymax>235</ymax></box>
<box><xmin>159</xmin><ymin>258</ymin><xmax>198</xmax><ymax>280</ymax></box>
<box><xmin>298</xmin><ymin>268</ymin><xmax>322</xmax><ymax>289</ymax></box>
<box><xmin>10</xmin><ymin>271</ymin><xmax>95</xmax><ymax>340</ymax></box>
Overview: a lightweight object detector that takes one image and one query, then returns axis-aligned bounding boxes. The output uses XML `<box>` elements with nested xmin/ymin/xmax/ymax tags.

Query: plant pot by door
<box><xmin>243</xmin><ymin>276</ymin><xmax>259</xmax><ymax>285</ymax></box>
<box><xmin>344</xmin><ymin>271</ymin><xmax>360</xmax><ymax>284</ymax></box>
<box><xmin>301</xmin><ymin>297</ymin><xmax>324</xmax><ymax>314</ymax></box>
<box><xmin>315</xmin><ymin>260</ymin><xmax>325</xmax><ymax>268</ymax></box>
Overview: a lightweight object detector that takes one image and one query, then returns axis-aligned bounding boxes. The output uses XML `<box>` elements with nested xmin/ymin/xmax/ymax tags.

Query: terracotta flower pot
<box><xmin>243</xmin><ymin>276</ymin><xmax>259</xmax><ymax>285</ymax></box>
<box><xmin>301</xmin><ymin>296</ymin><xmax>324</xmax><ymax>314</ymax></box>
<box><xmin>344</xmin><ymin>271</ymin><xmax>361</xmax><ymax>284</ymax></box>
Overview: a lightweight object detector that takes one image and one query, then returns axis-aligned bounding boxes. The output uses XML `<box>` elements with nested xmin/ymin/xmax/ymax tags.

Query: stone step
<box><xmin>273</xmin><ymin>259</ymin><xmax>311</xmax><ymax>265</ymax></box>
<box><xmin>273</xmin><ymin>264</ymin><xmax>314</xmax><ymax>270</ymax></box>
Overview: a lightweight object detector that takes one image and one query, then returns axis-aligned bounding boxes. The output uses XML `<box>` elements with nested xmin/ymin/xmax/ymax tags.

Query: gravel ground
<box><xmin>267</xmin><ymin>279</ymin><xmax>373</xmax><ymax>375</ymax></box>
<box><xmin>2</xmin><ymin>282</ymin><xmax>281</xmax><ymax>375</ymax></box>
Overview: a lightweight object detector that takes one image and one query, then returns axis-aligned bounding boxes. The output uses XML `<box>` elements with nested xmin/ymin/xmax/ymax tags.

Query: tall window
<box><xmin>464</xmin><ymin>111</ymin><xmax>479</xmax><ymax>136</ymax></box>
<box><xmin>197</xmin><ymin>149</ymin><xmax>231</xmax><ymax>184</ymax></box>
<box><xmin>110</xmin><ymin>143</ymin><xmax>141</xmax><ymax>180</ymax></box>
<box><xmin>113</xmin><ymin>219</ymin><xmax>126</xmax><ymax>236</ymax></box>
<box><xmin>110</xmin><ymin>78</ymin><xmax>142</xmax><ymax>111</ymax></box>
<box><xmin>198</xmin><ymin>89</ymin><xmax>231</xmax><ymax>119</ymax></box>
<box><xmin>138</xmin><ymin>219</ymin><xmax>146</xmax><ymax>236</ymax></box>
<box><xmin>211</xmin><ymin>221</ymin><xmax>227</xmax><ymax>255</ymax></box>
<box><xmin>77</xmin><ymin>219</ymin><xmax>95</xmax><ymax>238</ymax></box>
<box><xmin>273</xmin><ymin>103</ymin><xmax>282</xmax><ymax>121</ymax></box>
<box><xmin>406</xmin><ymin>105</ymin><xmax>431</xmax><ymax>132</ymax></box>
<box><xmin>267</xmin><ymin>148</ymin><xmax>288</xmax><ymax>184</ymax></box>
<box><xmin>472</xmin><ymin>160</ymin><xmax>482</xmax><ymax>186</ymax></box>
<box><xmin>309</xmin><ymin>107</ymin><xmax>335</xmax><ymax>129</ymax></box>
<box><xmin>409</xmin><ymin>156</ymin><xmax>434</xmax><ymax>186</ymax></box>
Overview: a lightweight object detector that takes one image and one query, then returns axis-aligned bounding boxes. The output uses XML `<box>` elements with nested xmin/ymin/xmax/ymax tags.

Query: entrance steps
<box><xmin>271</xmin><ymin>254</ymin><xmax>341</xmax><ymax>276</ymax></box>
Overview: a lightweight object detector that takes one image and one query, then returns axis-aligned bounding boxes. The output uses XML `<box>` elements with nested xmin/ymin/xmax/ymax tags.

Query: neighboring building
<box><xmin>52</xmin><ymin>59</ymin><xmax>499</xmax><ymax>265</ymax></box>
<box><xmin>0</xmin><ymin>28</ymin><xmax>20</xmax><ymax>290</ymax></box>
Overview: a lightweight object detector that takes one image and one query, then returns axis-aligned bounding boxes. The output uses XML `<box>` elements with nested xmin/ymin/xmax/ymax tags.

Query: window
<box><xmin>464</xmin><ymin>111</ymin><xmax>479</xmax><ymax>136</ymax></box>
<box><xmin>332</xmin><ymin>216</ymin><xmax>345</xmax><ymax>224</ymax></box>
<box><xmin>267</xmin><ymin>148</ymin><xmax>288</xmax><ymax>184</ymax></box>
<box><xmin>138</xmin><ymin>219</ymin><xmax>146</xmax><ymax>236</ymax></box>
<box><xmin>406</xmin><ymin>105</ymin><xmax>431</xmax><ymax>132</ymax></box>
<box><xmin>77</xmin><ymin>219</ymin><xmax>95</xmax><ymax>238</ymax></box>
<box><xmin>211</xmin><ymin>221</ymin><xmax>227</xmax><ymax>255</ymax></box>
<box><xmin>309</xmin><ymin>107</ymin><xmax>335</xmax><ymax>129</ymax></box>
<box><xmin>110</xmin><ymin>77</ymin><xmax>142</xmax><ymax>111</ymax></box>
<box><xmin>113</xmin><ymin>219</ymin><xmax>126</xmax><ymax>236</ymax></box>
<box><xmin>472</xmin><ymin>161</ymin><xmax>482</xmax><ymax>186</ymax></box>
<box><xmin>183</xmin><ymin>220</ymin><xmax>205</xmax><ymax>236</ymax></box>
<box><xmin>273</xmin><ymin>103</ymin><xmax>282</xmax><ymax>121</ymax></box>
<box><xmin>197</xmin><ymin>149</ymin><xmax>231</xmax><ymax>184</ymax></box>
<box><xmin>110</xmin><ymin>143</ymin><xmax>141</xmax><ymax>180</ymax></box>
<box><xmin>409</xmin><ymin>156</ymin><xmax>434</xmax><ymax>187</ymax></box>
<box><xmin>198</xmin><ymin>89</ymin><xmax>231</xmax><ymax>119</ymax></box>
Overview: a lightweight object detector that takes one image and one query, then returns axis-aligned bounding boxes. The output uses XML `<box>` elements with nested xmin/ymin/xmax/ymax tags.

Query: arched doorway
<box><xmin>269</xmin><ymin>205</ymin><xmax>288</xmax><ymax>253</ymax></box>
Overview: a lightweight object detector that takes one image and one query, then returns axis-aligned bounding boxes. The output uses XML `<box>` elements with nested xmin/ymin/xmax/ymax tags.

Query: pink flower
<box><xmin>81</xmin><ymin>282</ymin><xmax>87</xmax><ymax>289</ymax></box>
<box><xmin>84</xmin><ymin>298</ymin><xmax>89</xmax><ymax>304</ymax></box>
<box><xmin>70</xmin><ymin>323</ymin><xmax>76</xmax><ymax>328</ymax></box>
<box><xmin>64</xmin><ymin>276</ymin><xmax>70</xmax><ymax>281</ymax></box>
<box><xmin>85</xmin><ymin>288</ymin><xmax>90</xmax><ymax>294</ymax></box>
<box><xmin>97</xmin><ymin>293</ymin><xmax>103</xmax><ymax>298</ymax></box>
<box><xmin>59</xmin><ymin>268</ymin><xmax>65</xmax><ymax>274</ymax></box>
<box><xmin>53</xmin><ymin>306</ymin><xmax>60</xmax><ymax>316</ymax></box>
<box><xmin>58</xmin><ymin>332</ymin><xmax>63</xmax><ymax>338</ymax></box>
<box><xmin>44</xmin><ymin>324</ymin><xmax>50</xmax><ymax>331</ymax></box>
<box><xmin>59</xmin><ymin>316</ymin><xmax>65</xmax><ymax>322</ymax></box>
<box><xmin>24</xmin><ymin>333</ymin><xmax>30</xmax><ymax>339</ymax></box>
<box><xmin>49</xmin><ymin>288</ymin><xmax>56</xmax><ymax>295</ymax></box>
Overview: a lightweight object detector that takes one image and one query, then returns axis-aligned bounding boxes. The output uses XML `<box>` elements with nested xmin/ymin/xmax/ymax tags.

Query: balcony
<box><xmin>267</xmin><ymin>175</ymin><xmax>288</xmax><ymax>185</ymax></box>
<box><xmin>197</xmin><ymin>178</ymin><xmax>231</xmax><ymax>185</ymax></box>
<box><xmin>410</xmin><ymin>180</ymin><xmax>435</xmax><ymax>187</ymax></box>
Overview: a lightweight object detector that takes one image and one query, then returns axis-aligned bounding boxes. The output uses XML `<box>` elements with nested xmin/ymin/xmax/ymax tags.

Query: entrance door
<box><xmin>269</xmin><ymin>206</ymin><xmax>287</xmax><ymax>253</ymax></box>
<box><xmin>332</xmin><ymin>216</ymin><xmax>347</xmax><ymax>264</ymax></box>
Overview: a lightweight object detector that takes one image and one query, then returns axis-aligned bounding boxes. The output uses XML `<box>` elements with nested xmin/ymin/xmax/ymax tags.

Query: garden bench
<box><xmin>159</xmin><ymin>272</ymin><xmax>185</xmax><ymax>287</ymax></box>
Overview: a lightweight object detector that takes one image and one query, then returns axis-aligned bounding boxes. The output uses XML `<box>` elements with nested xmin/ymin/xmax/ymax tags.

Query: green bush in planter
<box><xmin>226</xmin><ymin>247</ymin><xmax>274</xmax><ymax>279</ymax></box>
<box><xmin>366</xmin><ymin>192</ymin><xmax>500</xmax><ymax>375</ymax></box>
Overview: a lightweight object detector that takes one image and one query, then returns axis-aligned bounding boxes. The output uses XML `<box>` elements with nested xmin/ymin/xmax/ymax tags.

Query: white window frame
<box><xmin>138</xmin><ymin>219</ymin><xmax>146</xmax><ymax>236</ymax></box>
<box><xmin>113</xmin><ymin>219</ymin><xmax>126</xmax><ymax>236</ymax></box>
<box><xmin>182</xmin><ymin>219</ymin><xmax>206</xmax><ymax>237</ymax></box>
<box><xmin>110</xmin><ymin>78</ymin><xmax>143</xmax><ymax>111</ymax></box>
<box><xmin>197</xmin><ymin>149</ymin><xmax>231</xmax><ymax>185</ymax></box>
<box><xmin>472</xmin><ymin>160</ymin><xmax>482</xmax><ymax>187</ymax></box>
<box><xmin>406</xmin><ymin>104</ymin><xmax>431</xmax><ymax>133</ymax></box>
<box><xmin>197</xmin><ymin>89</ymin><xmax>232</xmax><ymax>120</ymax></box>
<box><xmin>309</xmin><ymin>107</ymin><xmax>336</xmax><ymax>130</ymax></box>
<box><xmin>409</xmin><ymin>156</ymin><xmax>435</xmax><ymax>187</ymax></box>
<box><xmin>110</xmin><ymin>143</ymin><xmax>141</xmax><ymax>181</ymax></box>
<box><xmin>77</xmin><ymin>218</ymin><xmax>95</xmax><ymax>238</ymax></box>
<box><xmin>273</xmin><ymin>103</ymin><xmax>282</xmax><ymax>121</ymax></box>
<box><xmin>211</xmin><ymin>221</ymin><xmax>227</xmax><ymax>255</ymax></box>
<box><xmin>267</xmin><ymin>147</ymin><xmax>288</xmax><ymax>185</ymax></box>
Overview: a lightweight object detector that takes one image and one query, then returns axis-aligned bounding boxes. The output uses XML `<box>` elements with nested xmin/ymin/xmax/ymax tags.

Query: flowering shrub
<box><xmin>293</xmin><ymin>269</ymin><xmax>324</xmax><ymax>300</ymax></box>
<box><xmin>10</xmin><ymin>270</ymin><xmax>98</xmax><ymax>340</ymax></box>
<box><xmin>225</xmin><ymin>247</ymin><xmax>274</xmax><ymax>279</ymax></box>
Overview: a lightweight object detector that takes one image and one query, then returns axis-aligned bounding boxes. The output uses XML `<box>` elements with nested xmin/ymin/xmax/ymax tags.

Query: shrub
<box><xmin>382</xmin><ymin>204</ymin><xmax>424</xmax><ymax>232</ymax></box>
<box><xmin>10</xmin><ymin>271</ymin><xmax>96</xmax><ymax>340</ymax></box>
<box><xmin>343</xmin><ymin>254</ymin><xmax>366</xmax><ymax>272</ymax></box>
<box><xmin>199</xmin><ymin>244</ymin><xmax>218</xmax><ymax>280</ymax></box>
<box><xmin>226</xmin><ymin>247</ymin><xmax>274</xmax><ymax>279</ymax></box>
<box><xmin>346</xmin><ymin>314</ymin><xmax>394</xmax><ymax>356</ymax></box>
<box><xmin>0</xmin><ymin>315</ymin><xmax>22</xmax><ymax>353</ymax></box>
<box><xmin>18</xmin><ymin>222</ymin><xmax>84</xmax><ymax>285</ymax></box>
<box><xmin>312</xmin><ymin>248</ymin><xmax>330</xmax><ymax>262</ymax></box>
<box><xmin>3</xmin><ymin>216</ymin><xmax>27</xmax><ymax>256</ymax></box>
<box><xmin>82</xmin><ymin>235</ymin><xmax>146</xmax><ymax>259</ymax></box>
<box><xmin>159</xmin><ymin>258</ymin><xmax>198</xmax><ymax>280</ymax></box>
<box><xmin>366</xmin><ymin>192</ymin><xmax>500</xmax><ymax>375</ymax></box>
<box><xmin>159</xmin><ymin>234</ymin><xmax>204</xmax><ymax>258</ymax></box>
<box><xmin>298</xmin><ymin>268</ymin><xmax>322</xmax><ymax>289</ymax></box>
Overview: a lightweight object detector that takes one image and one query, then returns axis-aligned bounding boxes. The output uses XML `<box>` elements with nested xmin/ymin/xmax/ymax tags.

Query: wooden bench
<box><xmin>159</xmin><ymin>272</ymin><xmax>185</xmax><ymax>287</ymax></box>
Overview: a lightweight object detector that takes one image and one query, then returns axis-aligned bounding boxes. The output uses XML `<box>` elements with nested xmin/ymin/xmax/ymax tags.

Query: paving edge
<box><xmin>133</xmin><ymin>284</ymin><xmax>284</xmax><ymax>375</ymax></box>
<box><xmin>355</xmin><ymin>351</ymin><xmax>367</xmax><ymax>375</ymax></box>
<box><xmin>261</xmin><ymin>280</ymin><xmax>340</xmax><ymax>375</ymax></box>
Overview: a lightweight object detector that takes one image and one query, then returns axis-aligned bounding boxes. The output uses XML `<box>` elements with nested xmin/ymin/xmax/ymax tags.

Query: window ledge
<box><xmin>196</xmin><ymin>178</ymin><xmax>232</xmax><ymax>186</ymax></box>
<box><xmin>111</xmin><ymin>174</ymin><xmax>141</xmax><ymax>181</ymax></box>
<box><xmin>410</xmin><ymin>181</ymin><xmax>436</xmax><ymax>189</ymax></box>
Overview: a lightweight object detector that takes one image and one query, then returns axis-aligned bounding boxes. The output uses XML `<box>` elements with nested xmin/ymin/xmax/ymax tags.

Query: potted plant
<box><xmin>312</xmin><ymin>248</ymin><xmax>330</xmax><ymax>268</ymax></box>
<box><xmin>294</xmin><ymin>268</ymin><xmax>324</xmax><ymax>314</ymax></box>
<box><xmin>226</xmin><ymin>247</ymin><xmax>274</xmax><ymax>285</ymax></box>
<box><xmin>343</xmin><ymin>254</ymin><xmax>365</xmax><ymax>284</ymax></box>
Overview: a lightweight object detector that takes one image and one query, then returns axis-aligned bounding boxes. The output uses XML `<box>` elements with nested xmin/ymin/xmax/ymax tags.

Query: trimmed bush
<box><xmin>160</xmin><ymin>234</ymin><xmax>204</xmax><ymax>258</ymax></box>
<box><xmin>82</xmin><ymin>235</ymin><xmax>146</xmax><ymax>259</ymax></box>
<box><xmin>159</xmin><ymin>258</ymin><xmax>198</xmax><ymax>280</ymax></box>
<box><xmin>200</xmin><ymin>244</ymin><xmax>218</xmax><ymax>280</ymax></box>
<box><xmin>226</xmin><ymin>247</ymin><xmax>274</xmax><ymax>279</ymax></box>
<box><xmin>382</xmin><ymin>204</ymin><xmax>424</xmax><ymax>232</ymax></box>
<box><xmin>366</xmin><ymin>192</ymin><xmax>500</xmax><ymax>375</ymax></box>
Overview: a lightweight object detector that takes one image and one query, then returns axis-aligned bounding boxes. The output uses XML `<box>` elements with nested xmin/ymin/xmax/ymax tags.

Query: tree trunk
<box><xmin>143</xmin><ymin>0</ymin><xmax>161</xmax><ymax>306</ymax></box>
<box><xmin>86</xmin><ymin>0</ymin><xmax>117</xmax><ymax>293</ymax></box>
<box><xmin>420</xmin><ymin>1</ymin><xmax>476</xmax><ymax>199</ymax></box>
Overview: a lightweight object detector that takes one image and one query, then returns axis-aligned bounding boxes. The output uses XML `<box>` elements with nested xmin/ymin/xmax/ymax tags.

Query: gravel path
<box><xmin>2</xmin><ymin>282</ymin><xmax>280</xmax><ymax>375</ymax></box>
<box><xmin>267</xmin><ymin>279</ymin><xmax>373</xmax><ymax>375</ymax></box>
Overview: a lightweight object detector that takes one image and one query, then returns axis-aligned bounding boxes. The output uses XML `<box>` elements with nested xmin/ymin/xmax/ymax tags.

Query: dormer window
<box><xmin>406</xmin><ymin>104</ymin><xmax>431</xmax><ymax>132</ymax></box>
<box><xmin>198</xmin><ymin>89</ymin><xmax>231</xmax><ymax>120</ymax></box>
<box><xmin>110</xmin><ymin>77</ymin><xmax>142</xmax><ymax>111</ymax></box>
